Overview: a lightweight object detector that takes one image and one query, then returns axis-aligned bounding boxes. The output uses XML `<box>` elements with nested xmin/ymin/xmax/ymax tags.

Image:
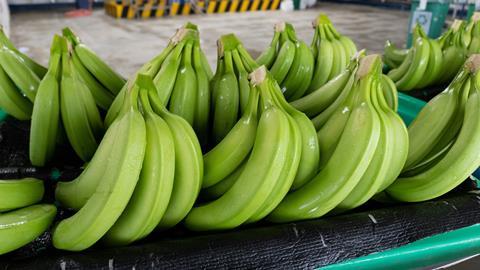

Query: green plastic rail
<box><xmin>320</xmin><ymin>223</ymin><xmax>480</xmax><ymax>269</ymax></box>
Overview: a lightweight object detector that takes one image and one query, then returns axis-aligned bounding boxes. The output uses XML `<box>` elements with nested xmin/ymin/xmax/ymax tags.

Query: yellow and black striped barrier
<box><xmin>104</xmin><ymin>0</ymin><xmax>281</xmax><ymax>19</ymax></box>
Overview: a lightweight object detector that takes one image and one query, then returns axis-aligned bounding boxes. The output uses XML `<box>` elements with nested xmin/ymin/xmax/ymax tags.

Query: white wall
<box><xmin>0</xmin><ymin>0</ymin><xmax>10</xmax><ymax>37</ymax></box>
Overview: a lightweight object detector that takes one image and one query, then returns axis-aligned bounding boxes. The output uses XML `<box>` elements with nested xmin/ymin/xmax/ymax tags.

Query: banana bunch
<box><xmin>256</xmin><ymin>22</ymin><xmax>314</xmax><ymax>101</ymax></box>
<box><xmin>62</xmin><ymin>27</ymin><xmax>125</xmax><ymax>110</ymax></box>
<box><xmin>209</xmin><ymin>33</ymin><xmax>259</xmax><ymax>145</ymax></box>
<box><xmin>269</xmin><ymin>54</ymin><xmax>409</xmax><ymax>222</ymax></box>
<box><xmin>105</xmin><ymin>23</ymin><xmax>212</xmax><ymax>147</ymax></box>
<box><xmin>308</xmin><ymin>14</ymin><xmax>357</xmax><ymax>94</ymax></box>
<box><xmin>386</xmin><ymin>24</ymin><xmax>467</xmax><ymax>91</ymax></box>
<box><xmin>28</xmin><ymin>35</ymin><xmax>105</xmax><ymax>165</ymax></box>
<box><xmin>54</xmin><ymin>74</ymin><xmax>203</xmax><ymax>250</ymax></box>
<box><xmin>0</xmin><ymin>27</ymin><xmax>44</xmax><ymax>120</ymax></box>
<box><xmin>386</xmin><ymin>55</ymin><xmax>480</xmax><ymax>202</ymax></box>
<box><xmin>185</xmin><ymin>64</ymin><xmax>320</xmax><ymax>231</ymax></box>
<box><xmin>0</xmin><ymin>178</ymin><xmax>56</xmax><ymax>255</ymax></box>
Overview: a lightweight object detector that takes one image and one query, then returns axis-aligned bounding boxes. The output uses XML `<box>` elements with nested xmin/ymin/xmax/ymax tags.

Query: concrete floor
<box><xmin>10</xmin><ymin>3</ymin><xmax>409</xmax><ymax>77</ymax></box>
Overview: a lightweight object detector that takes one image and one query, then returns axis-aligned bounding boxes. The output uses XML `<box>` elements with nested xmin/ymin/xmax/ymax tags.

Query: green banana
<box><xmin>0</xmin><ymin>204</ymin><xmax>56</xmax><ymax>255</ymax></box>
<box><xmin>308</xmin><ymin>30</ymin><xmax>334</xmax><ymax>93</ymax></box>
<box><xmin>0</xmin><ymin>178</ymin><xmax>44</xmax><ymax>212</ymax></box>
<box><xmin>0</xmin><ymin>26</ymin><xmax>47</xmax><ymax>78</ymax></box>
<box><xmin>29</xmin><ymin>35</ymin><xmax>64</xmax><ymax>167</ymax></box>
<box><xmin>282</xmin><ymin>40</ymin><xmax>315</xmax><ymax>101</ymax></box>
<box><xmin>203</xmin><ymin>89</ymin><xmax>258</xmax><ymax>188</ymax></box>
<box><xmin>269</xmin><ymin>78</ymin><xmax>320</xmax><ymax>190</ymax></box>
<box><xmin>291</xmin><ymin>63</ymin><xmax>354</xmax><ymax>117</ymax></box>
<box><xmin>326</xmin><ymin>25</ymin><xmax>347</xmax><ymax>80</ymax></box>
<box><xmin>74</xmin><ymin>43</ymin><xmax>125</xmax><ymax>95</ymax></box>
<box><xmin>149</xmin><ymin>89</ymin><xmax>203</xmax><ymax>230</ymax></box>
<box><xmin>201</xmin><ymin>160</ymin><xmax>247</xmax><ymax>200</ymax></box>
<box><xmin>72</xmin><ymin>51</ymin><xmax>115</xmax><ymax>110</ymax></box>
<box><xmin>53</xmin><ymin>84</ymin><xmax>146</xmax><ymax>251</ymax></box>
<box><xmin>168</xmin><ymin>41</ymin><xmax>197</xmax><ymax>125</ymax></box>
<box><xmin>415</xmin><ymin>38</ymin><xmax>443</xmax><ymax>89</ymax></box>
<box><xmin>211</xmin><ymin>50</ymin><xmax>240</xmax><ymax>144</ymax></box>
<box><xmin>0</xmin><ymin>63</ymin><xmax>32</xmax><ymax>120</ymax></box>
<box><xmin>387</xmin><ymin>49</ymin><xmax>414</xmax><ymax>82</ymax></box>
<box><xmin>256</xmin><ymin>30</ymin><xmax>280</xmax><ymax>68</ymax></box>
<box><xmin>232</xmin><ymin>50</ymin><xmax>251</xmax><ymax>114</ymax></box>
<box><xmin>395</xmin><ymin>36</ymin><xmax>430</xmax><ymax>91</ymax></box>
<box><xmin>268</xmin><ymin>55</ymin><xmax>382</xmax><ymax>222</ymax></box>
<box><xmin>0</xmin><ymin>46</ymin><xmax>40</xmax><ymax>102</ymax></box>
<box><xmin>153</xmin><ymin>34</ymin><xmax>188</xmax><ymax>104</ymax></box>
<box><xmin>104</xmin><ymin>76</ymin><xmax>175</xmax><ymax>246</ymax></box>
<box><xmin>383</xmin><ymin>40</ymin><xmax>408</xmax><ymax>68</ymax></box>
<box><xmin>269</xmin><ymin>34</ymin><xmax>296</xmax><ymax>83</ymax></box>
<box><xmin>55</xmin><ymin>116</ymin><xmax>124</xmax><ymax>210</ymax></box>
<box><xmin>192</xmin><ymin>41</ymin><xmax>211</xmax><ymax>148</ymax></box>
<box><xmin>60</xmin><ymin>51</ymin><xmax>101</xmax><ymax>162</ymax></box>
<box><xmin>380</xmin><ymin>74</ymin><xmax>398</xmax><ymax>112</ymax></box>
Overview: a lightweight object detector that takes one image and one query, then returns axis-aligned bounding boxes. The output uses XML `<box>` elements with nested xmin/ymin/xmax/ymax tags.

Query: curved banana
<box><xmin>395</xmin><ymin>37</ymin><xmax>430</xmax><ymax>91</ymax></box>
<box><xmin>269</xmin><ymin>78</ymin><xmax>320</xmax><ymax>190</ymax></box>
<box><xmin>0</xmin><ymin>26</ymin><xmax>47</xmax><ymax>78</ymax></box>
<box><xmin>291</xmin><ymin>66</ymin><xmax>353</xmax><ymax>117</ymax></box>
<box><xmin>232</xmin><ymin>50</ymin><xmax>250</xmax><ymax>114</ymax></box>
<box><xmin>168</xmin><ymin>41</ymin><xmax>197</xmax><ymax>125</ymax></box>
<box><xmin>149</xmin><ymin>89</ymin><xmax>203</xmax><ymax>230</ymax></box>
<box><xmin>308</xmin><ymin>31</ymin><xmax>334</xmax><ymax>93</ymax></box>
<box><xmin>75</xmin><ymin>43</ymin><xmax>125</xmax><ymax>95</ymax></box>
<box><xmin>0</xmin><ymin>204</ymin><xmax>56</xmax><ymax>255</ymax></box>
<box><xmin>416</xmin><ymin>39</ymin><xmax>443</xmax><ymax>89</ymax></box>
<box><xmin>72</xmin><ymin>51</ymin><xmax>114</xmax><ymax>110</ymax></box>
<box><xmin>211</xmin><ymin>50</ymin><xmax>240</xmax><ymax>143</ymax></box>
<box><xmin>60</xmin><ymin>51</ymin><xmax>100</xmax><ymax>162</ymax></box>
<box><xmin>192</xmin><ymin>41</ymin><xmax>211</xmax><ymax>148</ymax></box>
<box><xmin>29</xmin><ymin>35</ymin><xmax>64</xmax><ymax>166</ymax></box>
<box><xmin>387</xmin><ymin>49</ymin><xmax>414</xmax><ymax>82</ymax></box>
<box><xmin>104</xmin><ymin>78</ymin><xmax>175</xmax><ymax>246</ymax></box>
<box><xmin>256</xmin><ymin>30</ymin><xmax>280</xmax><ymax>68</ymax></box>
<box><xmin>380</xmin><ymin>74</ymin><xmax>398</xmax><ymax>112</ymax></box>
<box><xmin>0</xmin><ymin>178</ymin><xmax>44</xmax><ymax>212</ymax></box>
<box><xmin>0</xmin><ymin>46</ymin><xmax>40</xmax><ymax>102</ymax></box>
<box><xmin>383</xmin><ymin>40</ymin><xmax>408</xmax><ymax>68</ymax></box>
<box><xmin>53</xmin><ymin>88</ymin><xmax>146</xmax><ymax>251</ymax></box>
<box><xmin>0</xmin><ymin>64</ymin><xmax>32</xmax><ymax>120</ymax></box>
<box><xmin>203</xmin><ymin>89</ymin><xmax>258</xmax><ymax>188</ymax></box>
<box><xmin>269</xmin><ymin>39</ymin><xmax>296</xmax><ymax>84</ymax></box>
<box><xmin>201</xmin><ymin>160</ymin><xmax>247</xmax><ymax>201</ymax></box>
<box><xmin>153</xmin><ymin>40</ymin><xmax>186</xmax><ymax>104</ymax></box>
<box><xmin>282</xmin><ymin>40</ymin><xmax>315</xmax><ymax>101</ymax></box>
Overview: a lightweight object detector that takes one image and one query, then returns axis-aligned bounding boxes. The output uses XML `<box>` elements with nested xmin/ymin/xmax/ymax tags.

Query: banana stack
<box><xmin>62</xmin><ymin>27</ymin><xmax>125</xmax><ymax>110</ymax></box>
<box><xmin>29</xmin><ymin>35</ymin><xmax>104</xmax><ymax>166</ymax></box>
<box><xmin>0</xmin><ymin>178</ymin><xmax>56</xmax><ymax>255</ymax></box>
<box><xmin>386</xmin><ymin>55</ymin><xmax>480</xmax><ymax>202</ymax></box>
<box><xmin>53</xmin><ymin>73</ymin><xmax>203</xmax><ymax>250</ymax></box>
<box><xmin>308</xmin><ymin>14</ymin><xmax>357</xmax><ymax>94</ymax></box>
<box><xmin>105</xmin><ymin>23</ymin><xmax>212</xmax><ymax>147</ymax></box>
<box><xmin>256</xmin><ymin>22</ymin><xmax>314</xmax><ymax>101</ymax></box>
<box><xmin>0</xmin><ymin>27</ymin><xmax>45</xmax><ymax>120</ymax></box>
<box><xmin>386</xmin><ymin>23</ymin><xmax>467</xmax><ymax>91</ymax></box>
<box><xmin>269</xmin><ymin>54</ymin><xmax>409</xmax><ymax>222</ymax></box>
<box><xmin>185</xmin><ymin>64</ymin><xmax>319</xmax><ymax>231</ymax></box>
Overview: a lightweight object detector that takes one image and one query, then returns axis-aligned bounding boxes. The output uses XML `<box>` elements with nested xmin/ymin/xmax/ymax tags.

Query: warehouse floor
<box><xmin>9</xmin><ymin>3</ymin><xmax>409</xmax><ymax>77</ymax></box>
